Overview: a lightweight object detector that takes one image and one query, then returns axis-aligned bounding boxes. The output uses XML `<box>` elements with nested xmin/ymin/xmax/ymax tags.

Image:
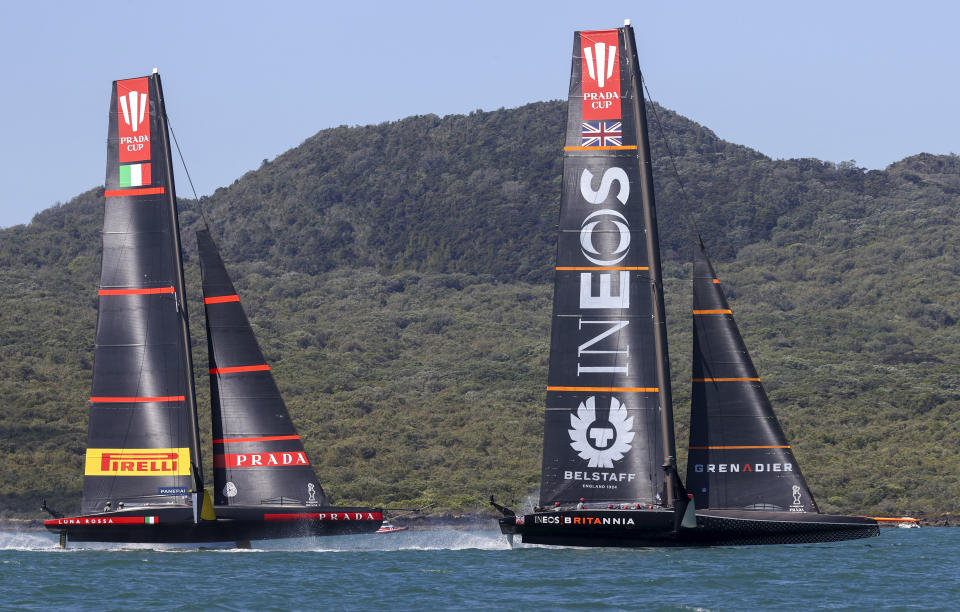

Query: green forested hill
<box><xmin>1</xmin><ymin>101</ymin><xmax>958</xmax><ymax>519</ymax></box>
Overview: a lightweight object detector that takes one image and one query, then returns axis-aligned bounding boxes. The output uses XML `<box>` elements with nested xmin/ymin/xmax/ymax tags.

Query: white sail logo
<box><xmin>580</xmin><ymin>209</ymin><xmax>631</xmax><ymax>266</ymax></box>
<box><xmin>569</xmin><ymin>396</ymin><xmax>634</xmax><ymax>468</ymax></box>
<box><xmin>119</xmin><ymin>90</ymin><xmax>148</xmax><ymax>133</ymax></box>
<box><xmin>583</xmin><ymin>41</ymin><xmax>617</xmax><ymax>88</ymax></box>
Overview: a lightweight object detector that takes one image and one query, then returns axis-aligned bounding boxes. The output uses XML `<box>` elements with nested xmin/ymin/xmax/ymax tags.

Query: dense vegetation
<box><xmin>1</xmin><ymin>100</ymin><xmax>958</xmax><ymax>520</ymax></box>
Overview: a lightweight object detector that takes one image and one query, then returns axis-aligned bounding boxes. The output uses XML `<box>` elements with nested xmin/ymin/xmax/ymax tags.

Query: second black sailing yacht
<box><xmin>43</xmin><ymin>72</ymin><xmax>382</xmax><ymax>546</ymax></box>
<box><xmin>493</xmin><ymin>23</ymin><xmax>878</xmax><ymax>547</ymax></box>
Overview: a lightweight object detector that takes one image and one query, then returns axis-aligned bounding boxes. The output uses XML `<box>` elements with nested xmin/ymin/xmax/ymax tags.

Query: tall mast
<box><xmin>153</xmin><ymin>72</ymin><xmax>204</xmax><ymax>491</ymax></box>
<box><xmin>622</xmin><ymin>24</ymin><xmax>678</xmax><ymax>505</ymax></box>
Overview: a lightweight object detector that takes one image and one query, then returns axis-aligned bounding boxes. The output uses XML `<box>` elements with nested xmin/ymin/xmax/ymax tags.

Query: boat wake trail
<box><xmin>263</xmin><ymin>529</ymin><xmax>513</xmax><ymax>552</ymax></box>
<box><xmin>0</xmin><ymin>529</ymin><xmax>60</xmax><ymax>551</ymax></box>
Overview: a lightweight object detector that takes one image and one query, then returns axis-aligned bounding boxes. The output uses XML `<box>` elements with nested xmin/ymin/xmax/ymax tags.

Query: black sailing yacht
<box><xmin>493</xmin><ymin>23</ymin><xmax>878</xmax><ymax>546</ymax></box>
<box><xmin>43</xmin><ymin>72</ymin><xmax>381</xmax><ymax>546</ymax></box>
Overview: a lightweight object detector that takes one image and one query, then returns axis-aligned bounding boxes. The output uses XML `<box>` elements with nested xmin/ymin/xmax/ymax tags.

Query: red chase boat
<box><xmin>492</xmin><ymin>23</ymin><xmax>878</xmax><ymax>547</ymax></box>
<box><xmin>375</xmin><ymin>521</ymin><xmax>409</xmax><ymax>534</ymax></box>
<box><xmin>42</xmin><ymin>72</ymin><xmax>381</xmax><ymax>547</ymax></box>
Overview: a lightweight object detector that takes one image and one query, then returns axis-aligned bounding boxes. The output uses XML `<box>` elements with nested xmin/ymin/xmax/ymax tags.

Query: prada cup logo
<box><xmin>580</xmin><ymin>209</ymin><xmax>631</xmax><ymax>266</ymax></box>
<box><xmin>569</xmin><ymin>396</ymin><xmax>634</xmax><ymax>468</ymax></box>
<box><xmin>119</xmin><ymin>89</ymin><xmax>148</xmax><ymax>132</ymax></box>
<box><xmin>583</xmin><ymin>41</ymin><xmax>617</xmax><ymax>88</ymax></box>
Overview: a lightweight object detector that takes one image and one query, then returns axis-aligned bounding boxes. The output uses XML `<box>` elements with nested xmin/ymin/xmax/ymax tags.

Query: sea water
<box><xmin>1</xmin><ymin>527</ymin><xmax>957</xmax><ymax>610</ymax></box>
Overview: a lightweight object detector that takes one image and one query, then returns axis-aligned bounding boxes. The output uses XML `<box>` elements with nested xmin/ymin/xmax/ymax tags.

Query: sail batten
<box><xmin>685</xmin><ymin>242</ymin><xmax>818</xmax><ymax>512</ymax></box>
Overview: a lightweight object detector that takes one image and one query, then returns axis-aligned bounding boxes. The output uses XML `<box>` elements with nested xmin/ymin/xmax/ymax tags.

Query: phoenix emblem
<box><xmin>569</xmin><ymin>396</ymin><xmax>634</xmax><ymax>468</ymax></box>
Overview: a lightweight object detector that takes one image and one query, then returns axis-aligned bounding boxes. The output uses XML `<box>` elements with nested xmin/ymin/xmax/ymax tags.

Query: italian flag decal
<box><xmin>145</xmin><ymin>516</ymin><xmax>158</xmax><ymax>524</ymax></box>
<box><xmin>119</xmin><ymin>163</ymin><xmax>151</xmax><ymax>187</ymax></box>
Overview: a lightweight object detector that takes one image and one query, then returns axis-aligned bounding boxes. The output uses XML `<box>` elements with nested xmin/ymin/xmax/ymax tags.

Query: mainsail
<box><xmin>197</xmin><ymin>229</ymin><xmax>327</xmax><ymax>508</ymax></box>
<box><xmin>685</xmin><ymin>240</ymin><xmax>817</xmax><ymax>512</ymax></box>
<box><xmin>82</xmin><ymin>74</ymin><xmax>202</xmax><ymax>515</ymax></box>
<box><xmin>539</xmin><ymin>27</ymin><xmax>676</xmax><ymax>507</ymax></box>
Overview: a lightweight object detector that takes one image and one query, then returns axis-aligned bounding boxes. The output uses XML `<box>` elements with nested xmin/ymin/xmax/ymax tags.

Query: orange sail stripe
<box><xmin>547</xmin><ymin>386</ymin><xmax>659</xmax><ymax>393</ymax></box>
<box><xmin>214</xmin><ymin>435</ymin><xmax>301</xmax><ymax>444</ymax></box>
<box><xmin>90</xmin><ymin>396</ymin><xmax>185</xmax><ymax>403</ymax></box>
<box><xmin>98</xmin><ymin>287</ymin><xmax>175</xmax><ymax>295</ymax></box>
<box><xmin>564</xmin><ymin>145</ymin><xmax>638</xmax><ymax>151</ymax></box>
<box><xmin>204</xmin><ymin>294</ymin><xmax>240</xmax><ymax>304</ymax></box>
<box><xmin>688</xmin><ymin>445</ymin><xmax>790</xmax><ymax>450</ymax></box>
<box><xmin>693</xmin><ymin>377</ymin><xmax>761</xmax><ymax>382</ymax></box>
<box><xmin>210</xmin><ymin>364</ymin><xmax>271</xmax><ymax>374</ymax></box>
<box><xmin>555</xmin><ymin>266</ymin><xmax>649</xmax><ymax>271</ymax></box>
<box><xmin>104</xmin><ymin>187</ymin><xmax>166</xmax><ymax>198</ymax></box>
<box><xmin>692</xmin><ymin>309</ymin><xmax>732</xmax><ymax>314</ymax></box>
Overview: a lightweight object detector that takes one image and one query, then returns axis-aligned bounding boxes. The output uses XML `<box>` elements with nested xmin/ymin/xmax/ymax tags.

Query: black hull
<box><xmin>500</xmin><ymin>508</ymin><xmax>879</xmax><ymax>547</ymax></box>
<box><xmin>45</xmin><ymin>506</ymin><xmax>382</xmax><ymax>545</ymax></box>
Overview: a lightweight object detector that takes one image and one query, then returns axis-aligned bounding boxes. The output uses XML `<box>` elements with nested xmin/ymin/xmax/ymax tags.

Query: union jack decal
<box><xmin>581</xmin><ymin>120</ymin><xmax>622</xmax><ymax>147</ymax></box>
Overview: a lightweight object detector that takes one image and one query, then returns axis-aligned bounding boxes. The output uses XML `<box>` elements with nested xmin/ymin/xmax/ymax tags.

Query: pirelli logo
<box><xmin>85</xmin><ymin>448</ymin><xmax>192</xmax><ymax>476</ymax></box>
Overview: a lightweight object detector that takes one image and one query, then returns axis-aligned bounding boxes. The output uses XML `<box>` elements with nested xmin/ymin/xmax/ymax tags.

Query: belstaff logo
<box><xmin>120</xmin><ymin>89</ymin><xmax>148</xmax><ymax>133</ymax></box>
<box><xmin>583</xmin><ymin>40</ymin><xmax>617</xmax><ymax>88</ymax></box>
<box><xmin>569</xmin><ymin>396</ymin><xmax>634</xmax><ymax>468</ymax></box>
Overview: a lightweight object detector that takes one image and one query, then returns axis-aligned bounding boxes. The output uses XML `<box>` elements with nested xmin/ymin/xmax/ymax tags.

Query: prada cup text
<box><xmin>582</xmin><ymin>91</ymin><xmax>620</xmax><ymax>111</ymax></box>
<box><xmin>120</xmin><ymin>134</ymin><xmax>149</xmax><ymax>153</ymax></box>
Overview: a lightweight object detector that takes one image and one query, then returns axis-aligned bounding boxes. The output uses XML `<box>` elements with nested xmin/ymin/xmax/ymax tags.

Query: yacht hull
<box><xmin>499</xmin><ymin>508</ymin><xmax>879</xmax><ymax>547</ymax></box>
<box><xmin>45</xmin><ymin>506</ymin><xmax>382</xmax><ymax>545</ymax></box>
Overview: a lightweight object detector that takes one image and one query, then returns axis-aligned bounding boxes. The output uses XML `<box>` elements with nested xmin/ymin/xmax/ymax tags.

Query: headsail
<box><xmin>82</xmin><ymin>74</ymin><xmax>202</xmax><ymax>515</ymax></box>
<box><xmin>539</xmin><ymin>27</ymin><xmax>675</xmax><ymax>507</ymax></box>
<box><xmin>197</xmin><ymin>229</ymin><xmax>327</xmax><ymax>508</ymax></box>
<box><xmin>686</xmin><ymin>240</ymin><xmax>817</xmax><ymax>512</ymax></box>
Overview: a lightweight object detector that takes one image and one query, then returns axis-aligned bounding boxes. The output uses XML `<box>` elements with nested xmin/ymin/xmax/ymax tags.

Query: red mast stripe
<box><xmin>104</xmin><ymin>187</ymin><xmax>166</xmax><ymax>198</ymax></box>
<box><xmin>209</xmin><ymin>365</ymin><xmax>271</xmax><ymax>374</ymax></box>
<box><xmin>90</xmin><ymin>396</ymin><xmax>185</xmax><ymax>403</ymax></box>
<box><xmin>692</xmin><ymin>378</ymin><xmax>761</xmax><ymax>382</ymax></box>
<box><xmin>213</xmin><ymin>435</ymin><xmax>301</xmax><ymax>444</ymax></box>
<box><xmin>204</xmin><ymin>295</ymin><xmax>240</xmax><ymax>304</ymax></box>
<box><xmin>98</xmin><ymin>287</ymin><xmax>175</xmax><ymax>295</ymax></box>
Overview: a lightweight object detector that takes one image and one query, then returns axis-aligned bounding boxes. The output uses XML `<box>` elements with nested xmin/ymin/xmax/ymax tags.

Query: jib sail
<box><xmin>685</xmin><ymin>240</ymin><xmax>817</xmax><ymax>512</ymax></box>
<box><xmin>197</xmin><ymin>229</ymin><xmax>327</xmax><ymax>508</ymax></box>
<box><xmin>82</xmin><ymin>73</ymin><xmax>202</xmax><ymax>515</ymax></box>
<box><xmin>539</xmin><ymin>25</ymin><xmax>676</xmax><ymax>507</ymax></box>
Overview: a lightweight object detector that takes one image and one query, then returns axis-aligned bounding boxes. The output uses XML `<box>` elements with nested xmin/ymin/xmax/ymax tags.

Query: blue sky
<box><xmin>2</xmin><ymin>0</ymin><xmax>958</xmax><ymax>228</ymax></box>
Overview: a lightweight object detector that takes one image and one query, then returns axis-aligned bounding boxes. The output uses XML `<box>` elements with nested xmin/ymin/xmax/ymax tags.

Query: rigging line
<box><xmin>167</xmin><ymin>120</ymin><xmax>212</xmax><ymax>231</ymax></box>
<box><xmin>640</xmin><ymin>77</ymin><xmax>701</xmax><ymax>240</ymax></box>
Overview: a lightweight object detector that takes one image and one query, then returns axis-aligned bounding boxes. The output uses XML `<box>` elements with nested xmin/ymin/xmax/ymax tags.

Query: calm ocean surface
<box><xmin>1</xmin><ymin>526</ymin><xmax>957</xmax><ymax>610</ymax></box>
